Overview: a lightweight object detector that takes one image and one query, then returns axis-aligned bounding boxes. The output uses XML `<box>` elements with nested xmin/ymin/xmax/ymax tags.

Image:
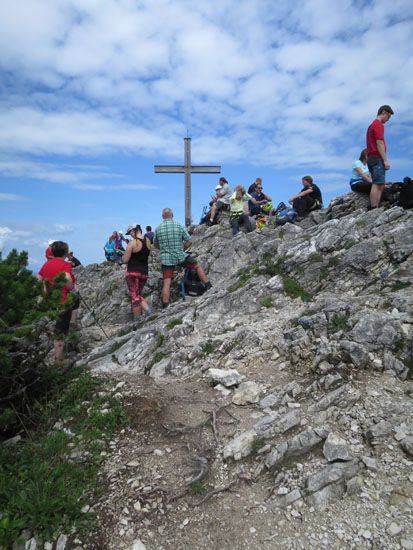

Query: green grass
<box><xmin>319</xmin><ymin>266</ymin><xmax>329</xmax><ymax>280</ymax></box>
<box><xmin>202</xmin><ymin>340</ymin><xmax>215</xmax><ymax>354</ymax></box>
<box><xmin>153</xmin><ymin>333</ymin><xmax>164</xmax><ymax>349</ymax></box>
<box><xmin>260</xmin><ymin>296</ymin><xmax>273</xmax><ymax>308</ymax></box>
<box><xmin>328</xmin><ymin>256</ymin><xmax>340</xmax><ymax>267</ymax></box>
<box><xmin>251</xmin><ymin>438</ymin><xmax>266</xmax><ymax>455</ymax></box>
<box><xmin>282</xmin><ymin>275</ymin><xmax>313</xmax><ymax>302</ymax></box>
<box><xmin>328</xmin><ymin>313</ymin><xmax>350</xmax><ymax>332</ymax></box>
<box><xmin>189</xmin><ymin>481</ymin><xmax>206</xmax><ymax>496</ymax></box>
<box><xmin>391</xmin><ymin>281</ymin><xmax>411</xmax><ymax>291</ymax></box>
<box><xmin>295</xmin><ymin>265</ymin><xmax>305</xmax><ymax>275</ymax></box>
<box><xmin>166</xmin><ymin>318</ymin><xmax>183</xmax><ymax>330</ymax></box>
<box><xmin>0</xmin><ymin>367</ymin><xmax>125</xmax><ymax>548</ymax></box>
<box><xmin>261</xmin><ymin>255</ymin><xmax>313</xmax><ymax>302</ymax></box>
<box><xmin>308</xmin><ymin>253</ymin><xmax>323</xmax><ymax>263</ymax></box>
<box><xmin>229</xmin><ymin>265</ymin><xmax>260</xmax><ymax>292</ymax></box>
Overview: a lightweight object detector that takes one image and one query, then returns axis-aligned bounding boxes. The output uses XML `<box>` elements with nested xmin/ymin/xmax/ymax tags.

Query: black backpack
<box><xmin>181</xmin><ymin>268</ymin><xmax>206</xmax><ymax>297</ymax></box>
<box><xmin>398</xmin><ymin>177</ymin><xmax>413</xmax><ymax>209</ymax></box>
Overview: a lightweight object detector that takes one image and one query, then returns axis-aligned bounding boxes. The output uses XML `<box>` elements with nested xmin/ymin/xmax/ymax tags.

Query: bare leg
<box><xmin>161</xmin><ymin>278</ymin><xmax>172</xmax><ymax>306</ymax></box>
<box><xmin>54</xmin><ymin>340</ymin><xmax>65</xmax><ymax>362</ymax></box>
<box><xmin>209</xmin><ymin>204</ymin><xmax>217</xmax><ymax>221</ymax></box>
<box><xmin>369</xmin><ymin>184</ymin><xmax>384</xmax><ymax>208</ymax></box>
<box><xmin>132</xmin><ymin>305</ymin><xmax>142</xmax><ymax>318</ymax></box>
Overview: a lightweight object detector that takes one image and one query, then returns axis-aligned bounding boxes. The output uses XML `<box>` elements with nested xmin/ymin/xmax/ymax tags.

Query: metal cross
<box><xmin>154</xmin><ymin>137</ymin><xmax>221</xmax><ymax>226</ymax></box>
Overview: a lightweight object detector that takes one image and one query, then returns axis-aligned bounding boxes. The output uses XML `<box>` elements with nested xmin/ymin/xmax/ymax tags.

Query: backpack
<box><xmin>276</xmin><ymin>207</ymin><xmax>298</xmax><ymax>225</ymax></box>
<box><xmin>398</xmin><ymin>177</ymin><xmax>413</xmax><ymax>209</ymax></box>
<box><xmin>181</xmin><ymin>268</ymin><xmax>206</xmax><ymax>298</ymax></box>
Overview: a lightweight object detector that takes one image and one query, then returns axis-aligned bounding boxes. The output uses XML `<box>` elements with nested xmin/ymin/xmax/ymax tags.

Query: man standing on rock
<box><xmin>153</xmin><ymin>208</ymin><xmax>211</xmax><ymax>308</ymax></box>
<box><xmin>366</xmin><ymin>104</ymin><xmax>394</xmax><ymax>209</ymax></box>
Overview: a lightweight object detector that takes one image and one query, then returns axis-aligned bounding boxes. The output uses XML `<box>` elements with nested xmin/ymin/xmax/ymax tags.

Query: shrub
<box><xmin>329</xmin><ymin>313</ymin><xmax>350</xmax><ymax>332</ymax></box>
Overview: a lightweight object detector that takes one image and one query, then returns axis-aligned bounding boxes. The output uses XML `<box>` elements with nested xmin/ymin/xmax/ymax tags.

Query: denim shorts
<box><xmin>367</xmin><ymin>156</ymin><xmax>385</xmax><ymax>185</ymax></box>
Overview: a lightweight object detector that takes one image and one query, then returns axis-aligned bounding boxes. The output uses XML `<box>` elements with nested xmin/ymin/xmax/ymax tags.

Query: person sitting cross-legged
<box><xmin>153</xmin><ymin>208</ymin><xmax>211</xmax><ymax>308</ymax></box>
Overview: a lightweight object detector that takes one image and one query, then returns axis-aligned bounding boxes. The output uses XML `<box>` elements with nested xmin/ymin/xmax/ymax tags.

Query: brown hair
<box><xmin>302</xmin><ymin>176</ymin><xmax>313</xmax><ymax>185</ymax></box>
<box><xmin>377</xmin><ymin>105</ymin><xmax>394</xmax><ymax>116</ymax></box>
<box><xmin>359</xmin><ymin>148</ymin><xmax>368</xmax><ymax>162</ymax></box>
<box><xmin>234</xmin><ymin>185</ymin><xmax>245</xmax><ymax>200</ymax></box>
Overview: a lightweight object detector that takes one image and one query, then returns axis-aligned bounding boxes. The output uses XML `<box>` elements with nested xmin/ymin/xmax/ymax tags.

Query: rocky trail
<box><xmin>68</xmin><ymin>192</ymin><xmax>412</xmax><ymax>549</ymax></box>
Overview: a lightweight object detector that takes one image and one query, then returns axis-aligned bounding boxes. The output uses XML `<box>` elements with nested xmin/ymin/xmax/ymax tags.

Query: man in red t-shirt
<box><xmin>366</xmin><ymin>104</ymin><xmax>394</xmax><ymax>209</ymax></box>
<box><xmin>38</xmin><ymin>241</ymin><xmax>77</xmax><ymax>362</ymax></box>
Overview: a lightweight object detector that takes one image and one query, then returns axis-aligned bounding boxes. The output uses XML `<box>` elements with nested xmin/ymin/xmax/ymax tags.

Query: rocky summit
<box><xmin>72</xmin><ymin>192</ymin><xmax>412</xmax><ymax>549</ymax></box>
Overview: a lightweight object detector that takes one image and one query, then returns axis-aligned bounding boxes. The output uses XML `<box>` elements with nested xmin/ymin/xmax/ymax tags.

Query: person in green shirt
<box><xmin>153</xmin><ymin>208</ymin><xmax>211</xmax><ymax>308</ymax></box>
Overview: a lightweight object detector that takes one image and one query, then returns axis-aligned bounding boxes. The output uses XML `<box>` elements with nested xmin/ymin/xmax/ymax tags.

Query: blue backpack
<box><xmin>276</xmin><ymin>207</ymin><xmax>298</xmax><ymax>225</ymax></box>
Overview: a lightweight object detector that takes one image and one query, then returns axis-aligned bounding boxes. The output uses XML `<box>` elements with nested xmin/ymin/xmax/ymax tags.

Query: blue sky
<box><xmin>0</xmin><ymin>0</ymin><xmax>412</xmax><ymax>269</ymax></box>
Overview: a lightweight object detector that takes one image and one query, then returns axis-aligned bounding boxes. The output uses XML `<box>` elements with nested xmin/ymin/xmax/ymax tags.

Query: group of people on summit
<box><xmin>37</xmin><ymin>104</ymin><xmax>401</xmax><ymax>364</ymax></box>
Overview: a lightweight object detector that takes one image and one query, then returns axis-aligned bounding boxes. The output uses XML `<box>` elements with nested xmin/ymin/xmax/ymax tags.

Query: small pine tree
<box><xmin>0</xmin><ymin>249</ymin><xmax>70</xmax><ymax>437</ymax></box>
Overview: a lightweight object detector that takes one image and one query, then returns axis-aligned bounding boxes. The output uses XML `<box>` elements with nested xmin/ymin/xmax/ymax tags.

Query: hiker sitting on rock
<box><xmin>208</xmin><ymin>177</ymin><xmax>231</xmax><ymax>225</ymax></box>
<box><xmin>249</xmin><ymin>180</ymin><xmax>272</xmax><ymax>216</ymax></box>
<box><xmin>104</xmin><ymin>231</ymin><xmax>123</xmax><ymax>263</ymax></box>
<box><xmin>349</xmin><ymin>148</ymin><xmax>372</xmax><ymax>194</ymax></box>
<box><xmin>123</xmin><ymin>224</ymin><xmax>153</xmax><ymax>322</ymax></box>
<box><xmin>229</xmin><ymin>185</ymin><xmax>254</xmax><ymax>235</ymax></box>
<box><xmin>153</xmin><ymin>208</ymin><xmax>211</xmax><ymax>308</ymax></box>
<box><xmin>288</xmin><ymin>176</ymin><xmax>323</xmax><ymax>219</ymax></box>
<box><xmin>37</xmin><ymin>240</ymin><xmax>79</xmax><ymax>363</ymax></box>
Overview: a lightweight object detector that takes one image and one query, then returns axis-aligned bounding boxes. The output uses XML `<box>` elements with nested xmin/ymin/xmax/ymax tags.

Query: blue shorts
<box><xmin>367</xmin><ymin>156</ymin><xmax>386</xmax><ymax>185</ymax></box>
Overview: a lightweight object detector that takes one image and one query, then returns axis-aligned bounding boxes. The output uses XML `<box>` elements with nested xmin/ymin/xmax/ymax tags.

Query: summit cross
<box><xmin>154</xmin><ymin>137</ymin><xmax>221</xmax><ymax>226</ymax></box>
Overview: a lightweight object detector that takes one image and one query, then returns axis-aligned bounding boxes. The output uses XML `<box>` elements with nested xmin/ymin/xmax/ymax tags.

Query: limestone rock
<box><xmin>232</xmin><ymin>381</ymin><xmax>262</xmax><ymax>405</ymax></box>
<box><xmin>322</xmin><ymin>432</ymin><xmax>352</xmax><ymax>462</ymax></box>
<box><xmin>207</xmin><ymin>368</ymin><xmax>244</xmax><ymax>387</ymax></box>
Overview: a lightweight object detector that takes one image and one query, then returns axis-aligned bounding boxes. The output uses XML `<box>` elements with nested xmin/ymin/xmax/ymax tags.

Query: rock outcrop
<box><xmin>72</xmin><ymin>192</ymin><xmax>413</xmax><ymax>549</ymax></box>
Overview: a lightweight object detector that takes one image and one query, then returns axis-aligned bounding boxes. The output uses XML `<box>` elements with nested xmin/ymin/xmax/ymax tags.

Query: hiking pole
<box><xmin>78</xmin><ymin>292</ymin><xmax>110</xmax><ymax>339</ymax></box>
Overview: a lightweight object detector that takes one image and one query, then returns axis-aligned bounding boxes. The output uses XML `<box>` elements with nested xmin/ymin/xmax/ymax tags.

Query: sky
<box><xmin>0</xmin><ymin>0</ymin><xmax>412</xmax><ymax>270</ymax></box>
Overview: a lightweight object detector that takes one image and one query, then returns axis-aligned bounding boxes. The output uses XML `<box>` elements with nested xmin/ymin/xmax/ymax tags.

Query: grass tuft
<box><xmin>166</xmin><ymin>318</ymin><xmax>183</xmax><ymax>330</ymax></box>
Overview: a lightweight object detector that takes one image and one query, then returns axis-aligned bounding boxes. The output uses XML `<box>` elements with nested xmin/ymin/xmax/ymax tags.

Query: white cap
<box><xmin>48</xmin><ymin>240</ymin><xmax>54</xmax><ymax>245</ymax></box>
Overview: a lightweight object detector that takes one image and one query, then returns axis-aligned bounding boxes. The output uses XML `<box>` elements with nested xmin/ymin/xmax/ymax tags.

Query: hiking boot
<box><xmin>144</xmin><ymin>307</ymin><xmax>153</xmax><ymax>317</ymax></box>
<box><xmin>162</xmin><ymin>302</ymin><xmax>169</xmax><ymax>309</ymax></box>
<box><xmin>204</xmin><ymin>281</ymin><xmax>212</xmax><ymax>291</ymax></box>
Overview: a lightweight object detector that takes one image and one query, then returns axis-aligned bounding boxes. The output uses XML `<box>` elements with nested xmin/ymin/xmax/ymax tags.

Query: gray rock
<box><xmin>400</xmin><ymin>436</ymin><xmax>413</xmax><ymax>457</ymax></box>
<box><xmin>306</xmin><ymin>482</ymin><xmax>346</xmax><ymax>507</ymax></box>
<box><xmin>309</xmin><ymin>385</ymin><xmax>347</xmax><ymax>412</ymax></box>
<box><xmin>265</xmin><ymin>442</ymin><xmax>289</xmax><ymax>469</ymax></box>
<box><xmin>207</xmin><ymin>368</ymin><xmax>244</xmax><ymax>387</ymax></box>
<box><xmin>56</xmin><ymin>535</ymin><xmax>68</xmax><ymax>550</ymax></box>
<box><xmin>305</xmin><ymin>461</ymin><xmax>361</xmax><ymax>494</ymax></box>
<box><xmin>323</xmin><ymin>432</ymin><xmax>352</xmax><ymax>462</ymax></box>
<box><xmin>275</xmin><ymin>488</ymin><xmax>302</xmax><ymax>508</ymax></box>
<box><xmin>223</xmin><ymin>430</ymin><xmax>257</xmax><ymax>460</ymax></box>
<box><xmin>232</xmin><ymin>381</ymin><xmax>261</xmax><ymax>405</ymax></box>
<box><xmin>254</xmin><ymin>410</ymin><xmax>301</xmax><ymax>438</ymax></box>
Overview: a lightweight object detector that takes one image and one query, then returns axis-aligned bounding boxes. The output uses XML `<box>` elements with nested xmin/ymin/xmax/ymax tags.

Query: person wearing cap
<box><xmin>123</xmin><ymin>224</ymin><xmax>152</xmax><ymax>321</ymax></box>
<box><xmin>117</xmin><ymin>230</ymin><xmax>128</xmax><ymax>251</ymax></box>
<box><xmin>153</xmin><ymin>208</ymin><xmax>211</xmax><ymax>308</ymax></box>
<box><xmin>45</xmin><ymin>240</ymin><xmax>55</xmax><ymax>260</ymax></box>
<box><xmin>208</xmin><ymin>177</ymin><xmax>231</xmax><ymax>224</ymax></box>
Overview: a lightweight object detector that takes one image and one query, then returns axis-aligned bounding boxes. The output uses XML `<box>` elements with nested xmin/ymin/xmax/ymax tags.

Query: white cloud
<box><xmin>0</xmin><ymin>192</ymin><xmax>27</xmax><ymax>201</ymax></box>
<box><xmin>0</xmin><ymin>0</ymin><xmax>411</xmax><ymax>175</ymax></box>
<box><xmin>0</xmin><ymin>226</ymin><xmax>12</xmax><ymax>250</ymax></box>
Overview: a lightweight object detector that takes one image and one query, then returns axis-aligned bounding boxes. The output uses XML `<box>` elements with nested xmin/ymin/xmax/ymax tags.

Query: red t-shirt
<box><xmin>366</xmin><ymin>118</ymin><xmax>386</xmax><ymax>157</ymax></box>
<box><xmin>38</xmin><ymin>258</ymin><xmax>75</xmax><ymax>304</ymax></box>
